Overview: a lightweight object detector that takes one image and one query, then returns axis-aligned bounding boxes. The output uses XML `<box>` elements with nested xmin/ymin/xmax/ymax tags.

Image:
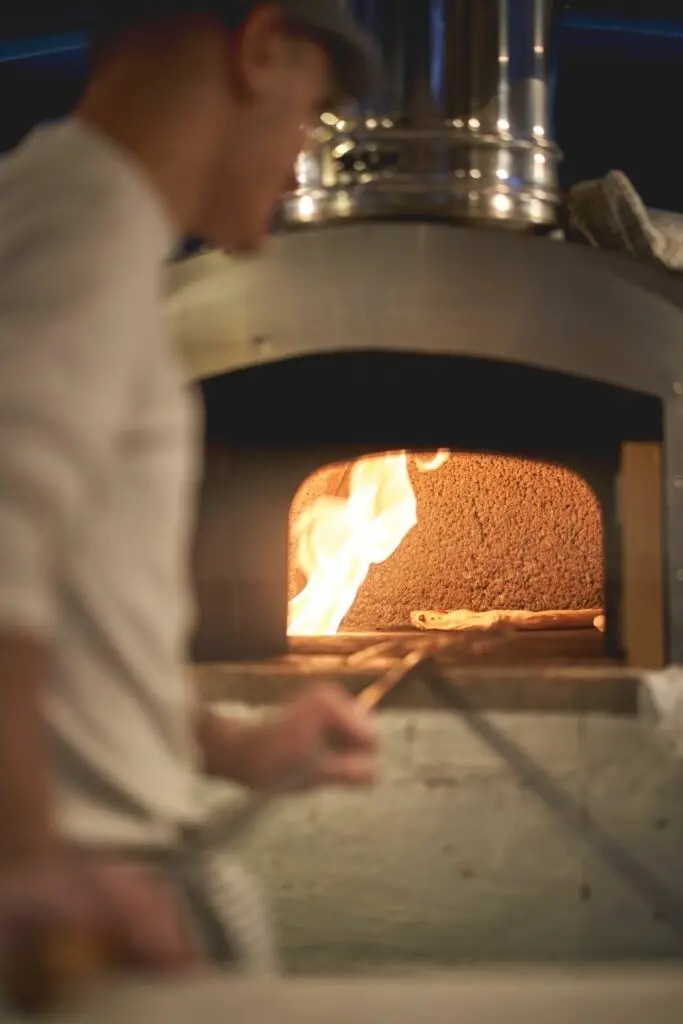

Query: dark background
<box><xmin>0</xmin><ymin>1</ymin><xmax>681</xmax><ymax>210</ymax></box>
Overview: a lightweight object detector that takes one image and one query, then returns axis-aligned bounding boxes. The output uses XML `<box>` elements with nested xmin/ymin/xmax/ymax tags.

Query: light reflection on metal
<box><xmin>282</xmin><ymin>0</ymin><xmax>561</xmax><ymax>232</ymax></box>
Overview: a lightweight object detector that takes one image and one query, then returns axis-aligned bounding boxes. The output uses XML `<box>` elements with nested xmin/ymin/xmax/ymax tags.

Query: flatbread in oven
<box><xmin>410</xmin><ymin>609</ymin><xmax>604</xmax><ymax>632</ymax></box>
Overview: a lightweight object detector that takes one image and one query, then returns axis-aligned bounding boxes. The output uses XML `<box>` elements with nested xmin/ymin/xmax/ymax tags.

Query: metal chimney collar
<box><xmin>281</xmin><ymin>0</ymin><xmax>562</xmax><ymax>231</ymax></box>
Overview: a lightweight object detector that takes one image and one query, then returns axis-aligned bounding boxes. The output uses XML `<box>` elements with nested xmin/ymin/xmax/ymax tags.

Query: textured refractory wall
<box><xmin>289</xmin><ymin>454</ymin><xmax>604</xmax><ymax>630</ymax></box>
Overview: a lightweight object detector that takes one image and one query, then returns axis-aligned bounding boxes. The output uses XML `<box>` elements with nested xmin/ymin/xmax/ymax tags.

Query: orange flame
<box><xmin>288</xmin><ymin>451</ymin><xmax>449</xmax><ymax>636</ymax></box>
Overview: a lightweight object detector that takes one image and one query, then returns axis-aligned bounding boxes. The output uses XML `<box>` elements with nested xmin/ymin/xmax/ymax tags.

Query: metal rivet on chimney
<box><xmin>252</xmin><ymin>335</ymin><xmax>267</xmax><ymax>348</ymax></box>
<box><xmin>677</xmin><ymin>570</ymin><xmax>683</xmax><ymax>583</ymax></box>
<box><xmin>675</xmin><ymin>476</ymin><xmax>683</xmax><ymax>489</ymax></box>
<box><xmin>674</xmin><ymin>381</ymin><xmax>683</xmax><ymax>396</ymax></box>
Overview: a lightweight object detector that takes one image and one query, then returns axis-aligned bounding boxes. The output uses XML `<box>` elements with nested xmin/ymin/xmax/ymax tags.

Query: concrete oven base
<box><xmin>204</xmin><ymin>696</ymin><xmax>683</xmax><ymax>971</ymax></box>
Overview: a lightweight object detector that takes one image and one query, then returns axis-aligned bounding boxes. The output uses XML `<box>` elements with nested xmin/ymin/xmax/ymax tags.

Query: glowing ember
<box><xmin>288</xmin><ymin>451</ymin><xmax>449</xmax><ymax>636</ymax></box>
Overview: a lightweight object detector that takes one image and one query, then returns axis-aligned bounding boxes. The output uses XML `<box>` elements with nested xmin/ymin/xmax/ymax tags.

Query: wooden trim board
<box><xmin>619</xmin><ymin>442</ymin><xmax>665</xmax><ymax>669</ymax></box>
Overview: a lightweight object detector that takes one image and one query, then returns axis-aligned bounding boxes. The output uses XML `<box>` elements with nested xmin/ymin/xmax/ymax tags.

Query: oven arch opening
<box><xmin>193</xmin><ymin>350</ymin><xmax>663</xmax><ymax>676</ymax></box>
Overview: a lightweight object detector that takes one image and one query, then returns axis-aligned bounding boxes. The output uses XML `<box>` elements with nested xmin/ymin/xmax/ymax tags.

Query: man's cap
<box><xmin>88</xmin><ymin>0</ymin><xmax>379</xmax><ymax>101</ymax></box>
<box><xmin>271</xmin><ymin>1</ymin><xmax>378</xmax><ymax>100</ymax></box>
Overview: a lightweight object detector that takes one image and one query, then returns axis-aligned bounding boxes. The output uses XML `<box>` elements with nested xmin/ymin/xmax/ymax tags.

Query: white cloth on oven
<box><xmin>0</xmin><ymin>117</ymin><xmax>205</xmax><ymax>848</ymax></box>
<box><xmin>642</xmin><ymin>667</ymin><xmax>683</xmax><ymax>759</ymax></box>
<box><xmin>567</xmin><ymin>169</ymin><xmax>683</xmax><ymax>272</ymax></box>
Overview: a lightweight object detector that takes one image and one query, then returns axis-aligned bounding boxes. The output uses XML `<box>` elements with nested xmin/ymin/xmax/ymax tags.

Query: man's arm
<box><xmin>0</xmin><ymin>634</ymin><xmax>56</xmax><ymax>866</ymax></box>
<box><xmin>194</xmin><ymin>705</ymin><xmax>256</xmax><ymax>786</ymax></box>
<box><xmin>194</xmin><ymin>686</ymin><xmax>377</xmax><ymax>792</ymax></box>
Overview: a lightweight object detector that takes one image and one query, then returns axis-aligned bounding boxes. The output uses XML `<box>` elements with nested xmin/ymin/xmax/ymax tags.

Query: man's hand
<box><xmin>199</xmin><ymin>683</ymin><xmax>378</xmax><ymax>792</ymax></box>
<box><xmin>0</xmin><ymin>855</ymin><xmax>201</xmax><ymax>1009</ymax></box>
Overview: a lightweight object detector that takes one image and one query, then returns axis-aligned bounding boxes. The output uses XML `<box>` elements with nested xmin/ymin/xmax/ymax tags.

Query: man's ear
<box><xmin>223</xmin><ymin>4</ymin><xmax>293</xmax><ymax>102</ymax></box>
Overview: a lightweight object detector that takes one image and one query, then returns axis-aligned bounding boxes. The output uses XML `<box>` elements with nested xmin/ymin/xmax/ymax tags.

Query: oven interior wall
<box><xmin>289</xmin><ymin>454</ymin><xmax>603</xmax><ymax>631</ymax></box>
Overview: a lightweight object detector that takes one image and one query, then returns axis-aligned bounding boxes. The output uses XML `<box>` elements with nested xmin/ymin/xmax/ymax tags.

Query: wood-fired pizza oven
<box><xmin>168</xmin><ymin>1</ymin><xmax>683</xmax><ymax>687</ymax></box>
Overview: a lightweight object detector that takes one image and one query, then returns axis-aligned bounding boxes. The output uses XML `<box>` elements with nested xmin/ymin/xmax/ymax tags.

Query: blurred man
<box><xmin>0</xmin><ymin>1</ymin><xmax>377</xmax><ymax>977</ymax></box>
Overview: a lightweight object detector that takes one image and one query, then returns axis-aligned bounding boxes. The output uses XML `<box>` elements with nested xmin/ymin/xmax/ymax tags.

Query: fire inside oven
<box><xmin>287</xmin><ymin>449</ymin><xmax>605</xmax><ymax>666</ymax></box>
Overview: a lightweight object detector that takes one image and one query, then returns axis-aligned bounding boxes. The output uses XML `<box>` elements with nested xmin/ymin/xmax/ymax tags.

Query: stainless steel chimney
<box><xmin>282</xmin><ymin>0</ymin><xmax>561</xmax><ymax>230</ymax></box>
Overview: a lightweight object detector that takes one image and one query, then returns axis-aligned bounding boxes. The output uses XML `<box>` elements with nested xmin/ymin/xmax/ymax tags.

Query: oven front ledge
<box><xmin>192</xmin><ymin>660</ymin><xmax>643</xmax><ymax>716</ymax></box>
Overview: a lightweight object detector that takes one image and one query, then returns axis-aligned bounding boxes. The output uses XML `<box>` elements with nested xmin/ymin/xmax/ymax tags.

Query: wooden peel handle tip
<box><xmin>3</xmin><ymin>925</ymin><xmax>112</xmax><ymax>1016</ymax></box>
<box><xmin>355</xmin><ymin>647</ymin><xmax>438</xmax><ymax>712</ymax></box>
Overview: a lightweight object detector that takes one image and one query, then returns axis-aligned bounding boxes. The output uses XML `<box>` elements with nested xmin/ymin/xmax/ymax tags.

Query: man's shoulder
<box><xmin>0</xmin><ymin>120</ymin><xmax>169</xmax><ymax>296</ymax></box>
<box><xmin>0</xmin><ymin>122</ymin><xmax>126</xmax><ymax>242</ymax></box>
<box><xmin>0</xmin><ymin>121</ymin><xmax>168</xmax><ymax>372</ymax></box>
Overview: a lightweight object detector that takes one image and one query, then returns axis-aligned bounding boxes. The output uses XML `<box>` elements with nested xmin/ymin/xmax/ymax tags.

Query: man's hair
<box><xmin>90</xmin><ymin>3</ymin><xmax>245</xmax><ymax>61</ymax></box>
<box><xmin>91</xmin><ymin>2</ymin><xmax>331</xmax><ymax>72</ymax></box>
